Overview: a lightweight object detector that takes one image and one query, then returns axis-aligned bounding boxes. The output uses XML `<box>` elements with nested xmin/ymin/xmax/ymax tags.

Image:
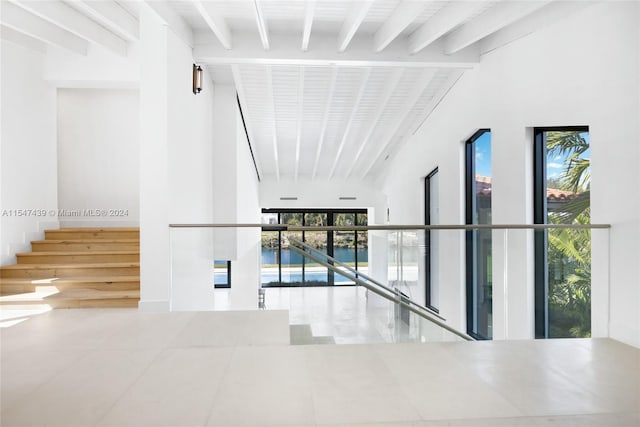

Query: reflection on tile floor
<box><xmin>0</xmin><ymin>308</ymin><xmax>638</xmax><ymax>427</ymax></box>
<box><xmin>263</xmin><ymin>286</ymin><xmax>460</xmax><ymax>345</ymax></box>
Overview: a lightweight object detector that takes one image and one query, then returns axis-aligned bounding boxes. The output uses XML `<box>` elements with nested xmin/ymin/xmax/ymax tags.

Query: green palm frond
<box><xmin>548</xmin><ymin>229</ymin><xmax>589</xmax><ymax>265</ymax></box>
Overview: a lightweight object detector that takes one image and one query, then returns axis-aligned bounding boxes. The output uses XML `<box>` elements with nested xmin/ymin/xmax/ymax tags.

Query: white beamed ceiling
<box><xmin>1</xmin><ymin>0</ymin><xmax>591</xmax><ymax>180</ymax></box>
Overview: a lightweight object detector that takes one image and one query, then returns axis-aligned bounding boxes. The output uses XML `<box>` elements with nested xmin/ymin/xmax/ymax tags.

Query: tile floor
<box><xmin>0</xmin><ymin>308</ymin><xmax>638</xmax><ymax>427</ymax></box>
<box><xmin>261</xmin><ymin>286</ymin><xmax>459</xmax><ymax>344</ymax></box>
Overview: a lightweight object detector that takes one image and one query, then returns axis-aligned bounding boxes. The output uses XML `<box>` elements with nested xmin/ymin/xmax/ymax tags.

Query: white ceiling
<box><xmin>1</xmin><ymin>0</ymin><xmax>593</xmax><ymax>181</ymax></box>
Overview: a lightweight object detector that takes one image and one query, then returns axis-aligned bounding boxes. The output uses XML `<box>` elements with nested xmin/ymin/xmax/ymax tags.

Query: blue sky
<box><xmin>546</xmin><ymin>132</ymin><xmax>590</xmax><ymax>179</ymax></box>
<box><xmin>474</xmin><ymin>131</ymin><xmax>590</xmax><ymax>181</ymax></box>
<box><xmin>474</xmin><ymin>131</ymin><xmax>492</xmax><ymax>178</ymax></box>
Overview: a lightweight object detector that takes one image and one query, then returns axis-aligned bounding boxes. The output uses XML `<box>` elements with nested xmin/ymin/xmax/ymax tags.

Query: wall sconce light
<box><xmin>192</xmin><ymin>64</ymin><xmax>203</xmax><ymax>94</ymax></box>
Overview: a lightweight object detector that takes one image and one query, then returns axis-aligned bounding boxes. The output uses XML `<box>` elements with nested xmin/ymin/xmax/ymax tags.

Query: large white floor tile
<box><xmin>1</xmin><ymin>349</ymin><xmax>158</xmax><ymax>427</ymax></box>
<box><xmin>303</xmin><ymin>344</ymin><xmax>422</xmax><ymax>425</ymax></box>
<box><xmin>206</xmin><ymin>345</ymin><xmax>314</xmax><ymax>427</ymax></box>
<box><xmin>98</xmin><ymin>347</ymin><xmax>233</xmax><ymax>427</ymax></box>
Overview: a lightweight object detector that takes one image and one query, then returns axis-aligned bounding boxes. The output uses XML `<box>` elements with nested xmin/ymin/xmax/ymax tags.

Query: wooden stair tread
<box><xmin>4</xmin><ymin>227</ymin><xmax>142</xmax><ymax>308</ymax></box>
<box><xmin>32</xmin><ymin>239</ymin><xmax>139</xmax><ymax>244</ymax></box>
<box><xmin>45</xmin><ymin>290</ymin><xmax>140</xmax><ymax>299</ymax></box>
<box><xmin>0</xmin><ymin>276</ymin><xmax>139</xmax><ymax>284</ymax></box>
<box><xmin>1</xmin><ymin>262</ymin><xmax>139</xmax><ymax>270</ymax></box>
<box><xmin>17</xmin><ymin>251</ymin><xmax>139</xmax><ymax>256</ymax></box>
<box><xmin>52</xmin><ymin>227</ymin><xmax>139</xmax><ymax>232</ymax></box>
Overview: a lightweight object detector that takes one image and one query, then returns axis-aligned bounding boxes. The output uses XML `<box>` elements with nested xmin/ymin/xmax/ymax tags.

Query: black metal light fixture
<box><xmin>192</xmin><ymin>64</ymin><xmax>203</xmax><ymax>94</ymax></box>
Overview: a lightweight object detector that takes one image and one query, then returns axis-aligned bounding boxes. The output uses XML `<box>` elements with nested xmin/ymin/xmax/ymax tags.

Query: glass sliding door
<box><xmin>332</xmin><ymin>212</ymin><xmax>356</xmax><ymax>285</ymax></box>
<box><xmin>356</xmin><ymin>213</ymin><xmax>368</xmax><ymax>277</ymax></box>
<box><xmin>534</xmin><ymin>127</ymin><xmax>591</xmax><ymax>338</ymax></box>
<box><xmin>260</xmin><ymin>212</ymin><xmax>280</xmax><ymax>287</ymax></box>
<box><xmin>280</xmin><ymin>212</ymin><xmax>303</xmax><ymax>286</ymax></box>
<box><xmin>260</xmin><ymin>209</ymin><xmax>367</xmax><ymax>287</ymax></box>
<box><xmin>303</xmin><ymin>213</ymin><xmax>328</xmax><ymax>285</ymax></box>
<box><xmin>465</xmin><ymin>130</ymin><xmax>492</xmax><ymax>339</ymax></box>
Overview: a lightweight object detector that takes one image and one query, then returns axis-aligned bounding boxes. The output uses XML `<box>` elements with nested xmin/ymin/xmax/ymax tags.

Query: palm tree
<box><xmin>545</xmin><ymin>131</ymin><xmax>592</xmax><ymax>337</ymax></box>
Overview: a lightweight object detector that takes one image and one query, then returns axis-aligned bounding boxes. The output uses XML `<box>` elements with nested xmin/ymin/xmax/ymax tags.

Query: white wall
<box><xmin>260</xmin><ymin>178</ymin><xmax>385</xmax><ymax>213</ymax></box>
<box><xmin>139</xmin><ymin>5</ymin><xmax>219</xmax><ymax>312</ymax></box>
<box><xmin>44</xmin><ymin>43</ymin><xmax>139</xmax><ymax>88</ymax></box>
<box><xmin>57</xmin><ymin>88</ymin><xmax>139</xmax><ymax>226</ymax></box>
<box><xmin>0</xmin><ymin>40</ymin><xmax>58</xmax><ymax>266</ymax></box>
<box><xmin>211</xmin><ymin>84</ymin><xmax>238</xmax><ymax>260</ymax></box>
<box><xmin>230</xmin><ymin>109</ymin><xmax>261</xmax><ymax>309</ymax></box>
<box><xmin>381</xmin><ymin>2</ymin><xmax>640</xmax><ymax>347</ymax></box>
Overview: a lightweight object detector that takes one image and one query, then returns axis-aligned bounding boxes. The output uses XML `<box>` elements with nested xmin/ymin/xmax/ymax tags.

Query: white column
<box><xmin>138</xmin><ymin>8</ymin><xmax>170</xmax><ymax>311</ymax></box>
<box><xmin>490</xmin><ymin>125</ymin><xmax>535</xmax><ymax>340</ymax></box>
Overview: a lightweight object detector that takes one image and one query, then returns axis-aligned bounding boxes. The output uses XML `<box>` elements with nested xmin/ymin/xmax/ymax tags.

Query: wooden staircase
<box><xmin>0</xmin><ymin>228</ymin><xmax>140</xmax><ymax>308</ymax></box>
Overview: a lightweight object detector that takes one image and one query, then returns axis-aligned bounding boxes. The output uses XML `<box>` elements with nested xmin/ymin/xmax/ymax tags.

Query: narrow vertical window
<box><xmin>534</xmin><ymin>127</ymin><xmax>591</xmax><ymax>338</ymax></box>
<box><xmin>214</xmin><ymin>260</ymin><xmax>231</xmax><ymax>288</ymax></box>
<box><xmin>465</xmin><ymin>129</ymin><xmax>492</xmax><ymax>339</ymax></box>
<box><xmin>424</xmin><ymin>167</ymin><xmax>439</xmax><ymax>311</ymax></box>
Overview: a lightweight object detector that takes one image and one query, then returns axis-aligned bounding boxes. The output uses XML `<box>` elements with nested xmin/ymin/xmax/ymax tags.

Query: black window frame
<box><xmin>465</xmin><ymin>128</ymin><xmax>491</xmax><ymax>340</ymax></box>
<box><xmin>213</xmin><ymin>260</ymin><xmax>231</xmax><ymax>289</ymax></box>
<box><xmin>424</xmin><ymin>167</ymin><xmax>439</xmax><ymax>312</ymax></box>
<box><xmin>261</xmin><ymin>208</ymin><xmax>368</xmax><ymax>288</ymax></box>
<box><xmin>533</xmin><ymin>126</ymin><xmax>589</xmax><ymax>339</ymax></box>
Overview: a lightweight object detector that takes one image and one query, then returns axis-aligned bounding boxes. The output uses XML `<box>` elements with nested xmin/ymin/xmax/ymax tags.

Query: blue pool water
<box><xmin>261</xmin><ymin>247</ymin><xmax>368</xmax><ymax>265</ymax></box>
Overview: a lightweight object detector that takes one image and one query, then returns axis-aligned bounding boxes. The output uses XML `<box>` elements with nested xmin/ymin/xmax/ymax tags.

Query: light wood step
<box><xmin>45</xmin><ymin>228</ymin><xmax>139</xmax><ymax>241</ymax></box>
<box><xmin>17</xmin><ymin>251</ymin><xmax>139</xmax><ymax>264</ymax></box>
<box><xmin>45</xmin><ymin>289</ymin><xmax>140</xmax><ymax>308</ymax></box>
<box><xmin>0</xmin><ymin>289</ymin><xmax>140</xmax><ymax>308</ymax></box>
<box><xmin>0</xmin><ymin>263</ymin><xmax>139</xmax><ymax>279</ymax></box>
<box><xmin>0</xmin><ymin>276</ymin><xmax>139</xmax><ymax>295</ymax></box>
<box><xmin>31</xmin><ymin>239</ymin><xmax>139</xmax><ymax>252</ymax></box>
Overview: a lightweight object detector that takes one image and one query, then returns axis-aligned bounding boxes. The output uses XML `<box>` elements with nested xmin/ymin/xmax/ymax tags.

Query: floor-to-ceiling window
<box><xmin>261</xmin><ymin>209</ymin><xmax>367</xmax><ymax>287</ymax></box>
<box><xmin>534</xmin><ymin>127</ymin><xmax>591</xmax><ymax>338</ymax></box>
<box><xmin>424</xmin><ymin>167</ymin><xmax>439</xmax><ymax>311</ymax></box>
<box><xmin>465</xmin><ymin>129</ymin><xmax>492</xmax><ymax>339</ymax></box>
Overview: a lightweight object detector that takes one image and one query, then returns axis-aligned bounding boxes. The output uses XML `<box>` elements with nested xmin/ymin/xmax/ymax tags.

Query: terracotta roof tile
<box><xmin>475</xmin><ymin>175</ymin><xmax>577</xmax><ymax>200</ymax></box>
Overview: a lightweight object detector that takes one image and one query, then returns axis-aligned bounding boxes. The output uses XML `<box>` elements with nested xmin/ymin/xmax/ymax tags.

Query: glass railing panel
<box><xmin>168</xmin><ymin>223</ymin><xmax>609</xmax><ymax>344</ymax></box>
<box><xmin>260</xmin><ymin>228</ymin><xmax>280</xmax><ymax>287</ymax></box>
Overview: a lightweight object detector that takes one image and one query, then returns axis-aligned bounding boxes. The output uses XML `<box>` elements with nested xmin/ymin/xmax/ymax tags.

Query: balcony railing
<box><xmin>168</xmin><ymin>223</ymin><xmax>610</xmax><ymax>343</ymax></box>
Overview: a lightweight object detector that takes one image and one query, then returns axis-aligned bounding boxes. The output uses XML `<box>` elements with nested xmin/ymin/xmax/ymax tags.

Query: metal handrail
<box><xmin>288</xmin><ymin>242</ymin><xmax>474</xmax><ymax>341</ymax></box>
<box><xmin>288</xmin><ymin>237</ymin><xmax>445</xmax><ymax>321</ymax></box>
<box><xmin>169</xmin><ymin>223</ymin><xmax>610</xmax><ymax>230</ymax></box>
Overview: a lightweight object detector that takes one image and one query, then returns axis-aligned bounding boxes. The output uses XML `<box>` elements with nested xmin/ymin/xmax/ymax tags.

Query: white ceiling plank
<box><xmin>361</xmin><ymin>68</ymin><xmax>437</xmax><ymax>178</ymax></box>
<box><xmin>194</xmin><ymin>0</ymin><xmax>232</xmax><ymax>49</ymax></box>
<box><xmin>338</xmin><ymin>0</ymin><xmax>373</xmax><ymax>52</ymax></box>
<box><xmin>408</xmin><ymin>1</ymin><xmax>488</xmax><ymax>54</ymax></box>
<box><xmin>11</xmin><ymin>0</ymin><xmax>127</xmax><ymax>56</ymax></box>
<box><xmin>479</xmin><ymin>1</ymin><xmax>597</xmax><ymax>55</ymax></box>
<box><xmin>253</xmin><ymin>0</ymin><xmax>270</xmax><ymax>50</ymax></box>
<box><xmin>373</xmin><ymin>1</ymin><xmax>426</xmax><ymax>52</ymax></box>
<box><xmin>328</xmin><ymin>68</ymin><xmax>371</xmax><ymax>179</ymax></box>
<box><xmin>266</xmin><ymin>66</ymin><xmax>280</xmax><ymax>181</ymax></box>
<box><xmin>294</xmin><ymin>67</ymin><xmax>305</xmax><ymax>181</ymax></box>
<box><xmin>69</xmin><ymin>0</ymin><xmax>138</xmax><ymax>41</ymax></box>
<box><xmin>302</xmin><ymin>0</ymin><xmax>315</xmax><ymax>51</ymax></box>
<box><xmin>345</xmin><ymin>68</ymin><xmax>403</xmax><ymax>178</ymax></box>
<box><xmin>231</xmin><ymin>64</ymin><xmax>263</xmax><ymax>179</ymax></box>
<box><xmin>142</xmin><ymin>1</ymin><xmax>193</xmax><ymax>47</ymax></box>
<box><xmin>444</xmin><ymin>0</ymin><xmax>552</xmax><ymax>54</ymax></box>
<box><xmin>312</xmin><ymin>66</ymin><xmax>338</xmax><ymax>180</ymax></box>
<box><xmin>1</xmin><ymin>24</ymin><xmax>47</xmax><ymax>52</ymax></box>
<box><xmin>1</xmin><ymin>1</ymin><xmax>88</xmax><ymax>55</ymax></box>
<box><xmin>194</xmin><ymin>33</ymin><xmax>479</xmax><ymax>68</ymax></box>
